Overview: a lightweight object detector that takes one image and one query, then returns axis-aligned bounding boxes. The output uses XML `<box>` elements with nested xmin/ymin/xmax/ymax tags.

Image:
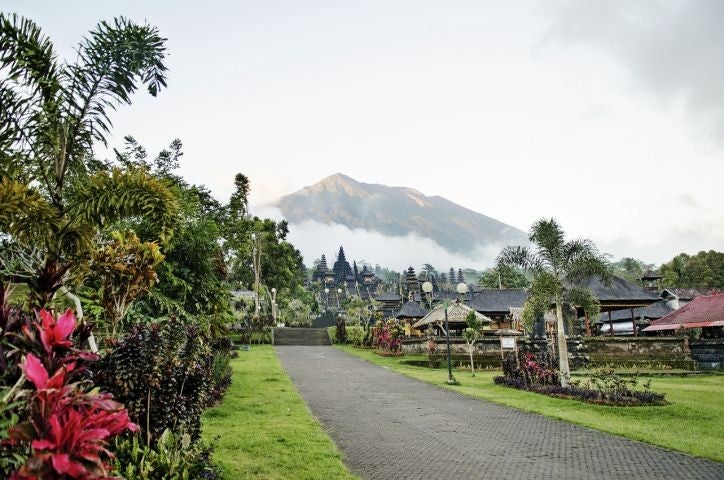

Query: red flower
<box><xmin>10</xmin><ymin>309</ymin><xmax>138</xmax><ymax>479</ymax></box>
<box><xmin>38</xmin><ymin>308</ymin><xmax>75</xmax><ymax>352</ymax></box>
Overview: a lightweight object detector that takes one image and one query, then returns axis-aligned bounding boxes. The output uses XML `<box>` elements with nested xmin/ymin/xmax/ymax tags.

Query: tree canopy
<box><xmin>478</xmin><ymin>265</ymin><xmax>530</xmax><ymax>289</ymax></box>
<box><xmin>498</xmin><ymin>218</ymin><xmax>611</xmax><ymax>385</ymax></box>
<box><xmin>659</xmin><ymin>250</ymin><xmax>724</xmax><ymax>289</ymax></box>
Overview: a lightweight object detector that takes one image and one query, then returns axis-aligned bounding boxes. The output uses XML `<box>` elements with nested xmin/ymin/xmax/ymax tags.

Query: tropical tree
<box><xmin>660</xmin><ymin>251</ymin><xmax>724</xmax><ymax>289</ymax></box>
<box><xmin>610</xmin><ymin>257</ymin><xmax>654</xmax><ymax>284</ymax></box>
<box><xmin>86</xmin><ymin>230</ymin><xmax>164</xmax><ymax>335</ymax></box>
<box><xmin>497</xmin><ymin>219</ymin><xmax>610</xmax><ymax>385</ymax></box>
<box><xmin>0</xmin><ymin>14</ymin><xmax>175</xmax><ymax>308</ymax></box>
<box><xmin>478</xmin><ymin>265</ymin><xmax>529</xmax><ymax>289</ymax></box>
<box><xmin>462</xmin><ymin>310</ymin><xmax>483</xmax><ymax>377</ymax></box>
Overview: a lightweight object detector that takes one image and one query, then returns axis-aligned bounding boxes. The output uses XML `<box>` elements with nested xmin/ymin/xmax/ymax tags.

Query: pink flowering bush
<box><xmin>371</xmin><ymin>319</ymin><xmax>404</xmax><ymax>352</ymax></box>
<box><xmin>4</xmin><ymin>309</ymin><xmax>137</xmax><ymax>480</ymax></box>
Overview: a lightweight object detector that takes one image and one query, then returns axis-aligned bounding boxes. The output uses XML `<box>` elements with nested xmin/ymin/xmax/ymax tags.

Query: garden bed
<box><xmin>493</xmin><ymin>376</ymin><xmax>668</xmax><ymax>406</ymax></box>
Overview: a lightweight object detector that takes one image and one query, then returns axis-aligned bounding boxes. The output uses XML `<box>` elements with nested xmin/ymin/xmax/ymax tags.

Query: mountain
<box><xmin>274</xmin><ymin>174</ymin><xmax>528</xmax><ymax>254</ymax></box>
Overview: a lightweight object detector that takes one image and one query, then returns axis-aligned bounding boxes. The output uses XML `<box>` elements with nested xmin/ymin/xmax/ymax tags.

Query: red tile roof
<box><xmin>643</xmin><ymin>292</ymin><xmax>724</xmax><ymax>331</ymax></box>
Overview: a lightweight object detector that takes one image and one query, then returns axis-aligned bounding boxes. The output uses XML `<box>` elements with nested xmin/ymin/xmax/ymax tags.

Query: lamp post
<box><xmin>423</xmin><ymin>281</ymin><xmax>457</xmax><ymax>384</ymax></box>
<box><xmin>337</xmin><ymin>288</ymin><xmax>342</xmax><ymax>308</ymax></box>
<box><xmin>456</xmin><ymin>282</ymin><xmax>468</xmax><ymax>302</ymax></box>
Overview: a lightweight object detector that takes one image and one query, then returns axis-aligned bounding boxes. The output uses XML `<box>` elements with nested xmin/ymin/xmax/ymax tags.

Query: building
<box><xmin>643</xmin><ymin>292</ymin><xmax>724</xmax><ymax>338</ymax></box>
<box><xmin>660</xmin><ymin>288</ymin><xmax>721</xmax><ymax>310</ymax></box>
<box><xmin>394</xmin><ymin>297</ymin><xmax>429</xmax><ymax>337</ymax></box>
<box><xmin>597</xmin><ymin>300</ymin><xmax>674</xmax><ymax>336</ymax></box>
<box><xmin>574</xmin><ymin>275</ymin><xmax>661</xmax><ymax>336</ymax></box>
<box><xmin>468</xmin><ymin>289</ymin><xmax>529</xmax><ymax>332</ymax></box>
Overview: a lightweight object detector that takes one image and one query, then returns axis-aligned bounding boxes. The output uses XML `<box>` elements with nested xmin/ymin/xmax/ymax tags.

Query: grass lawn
<box><xmin>337</xmin><ymin>345</ymin><xmax>724</xmax><ymax>462</ymax></box>
<box><xmin>202</xmin><ymin>346</ymin><xmax>359</xmax><ymax>479</ymax></box>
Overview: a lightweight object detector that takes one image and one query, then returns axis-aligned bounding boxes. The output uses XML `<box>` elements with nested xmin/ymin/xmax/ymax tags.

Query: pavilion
<box><xmin>394</xmin><ymin>299</ymin><xmax>429</xmax><ymax>337</ymax></box>
<box><xmin>413</xmin><ymin>302</ymin><xmax>491</xmax><ymax>336</ymax></box>
<box><xmin>573</xmin><ymin>276</ymin><xmax>661</xmax><ymax>336</ymax></box>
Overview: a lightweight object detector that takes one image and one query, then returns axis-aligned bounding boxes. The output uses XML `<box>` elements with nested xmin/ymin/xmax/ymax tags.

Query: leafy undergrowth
<box><xmin>201</xmin><ymin>346</ymin><xmax>359</xmax><ymax>479</ymax></box>
<box><xmin>336</xmin><ymin>344</ymin><xmax>724</xmax><ymax>462</ymax></box>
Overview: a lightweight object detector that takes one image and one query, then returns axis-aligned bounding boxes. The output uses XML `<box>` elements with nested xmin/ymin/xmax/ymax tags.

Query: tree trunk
<box><xmin>59</xmin><ymin>285</ymin><xmax>98</xmax><ymax>353</ymax></box>
<box><xmin>468</xmin><ymin>341</ymin><xmax>475</xmax><ymax>377</ymax></box>
<box><xmin>555</xmin><ymin>294</ymin><xmax>570</xmax><ymax>387</ymax></box>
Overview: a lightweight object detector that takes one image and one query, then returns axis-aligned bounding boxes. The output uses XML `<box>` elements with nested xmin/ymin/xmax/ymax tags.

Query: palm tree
<box><xmin>497</xmin><ymin>218</ymin><xmax>610</xmax><ymax>385</ymax></box>
<box><xmin>0</xmin><ymin>14</ymin><xmax>176</xmax><ymax>306</ymax></box>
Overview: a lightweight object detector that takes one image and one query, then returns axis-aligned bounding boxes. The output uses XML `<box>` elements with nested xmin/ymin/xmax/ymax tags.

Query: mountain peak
<box><xmin>276</xmin><ymin>175</ymin><xmax>528</xmax><ymax>254</ymax></box>
<box><xmin>305</xmin><ymin>173</ymin><xmax>366</xmax><ymax>197</ymax></box>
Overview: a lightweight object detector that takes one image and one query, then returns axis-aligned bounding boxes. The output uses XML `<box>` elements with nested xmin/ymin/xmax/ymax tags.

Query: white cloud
<box><xmin>252</xmin><ymin>205</ymin><xmax>504</xmax><ymax>271</ymax></box>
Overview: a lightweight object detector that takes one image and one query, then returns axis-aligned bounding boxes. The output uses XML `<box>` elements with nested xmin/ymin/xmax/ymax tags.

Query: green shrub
<box><xmin>112</xmin><ymin>429</ymin><xmax>221</xmax><ymax>480</ymax></box>
<box><xmin>346</xmin><ymin>326</ymin><xmax>365</xmax><ymax>346</ymax></box>
<box><xmin>207</xmin><ymin>337</ymin><xmax>234</xmax><ymax>406</ymax></box>
<box><xmin>95</xmin><ymin>319</ymin><xmax>214</xmax><ymax>445</ymax></box>
<box><xmin>0</xmin><ymin>391</ymin><xmax>24</xmax><ymax>476</ymax></box>
<box><xmin>327</xmin><ymin>326</ymin><xmax>337</xmax><ymax>343</ymax></box>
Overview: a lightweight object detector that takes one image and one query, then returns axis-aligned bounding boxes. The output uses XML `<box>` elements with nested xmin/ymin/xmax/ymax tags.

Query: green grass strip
<box><xmin>202</xmin><ymin>346</ymin><xmax>359</xmax><ymax>479</ymax></box>
<box><xmin>337</xmin><ymin>345</ymin><xmax>724</xmax><ymax>463</ymax></box>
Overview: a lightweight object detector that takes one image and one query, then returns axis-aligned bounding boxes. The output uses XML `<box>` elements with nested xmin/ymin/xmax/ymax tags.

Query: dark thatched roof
<box><xmin>394</xmin><ymin>300</ymin><xmax>428</xmax><ymax>319</ymax></box>
<box><xmin>595</xmin><ymin>300</ymin><xmax>674</xmax><ymax>323</ymax></box>
<box><xmin>639</xmin><ymin>269</ymin><xmax>662</xmax><ymax>281</ymax></box>
<box><xmin>469</xmin><ymin>289</ymin><xmax>528</xmax><ymax>314</ymax></box>
<box><xmin>573</xmin><ymin>276</ymin><xmax>661</xmax><ymax>304</ymax></box>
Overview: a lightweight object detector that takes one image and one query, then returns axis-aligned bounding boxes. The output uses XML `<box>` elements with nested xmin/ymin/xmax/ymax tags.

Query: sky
<box><xmin>5</xmin><ymin>0</ymin><xmax>724</xmax><ymax>268</ymax></box>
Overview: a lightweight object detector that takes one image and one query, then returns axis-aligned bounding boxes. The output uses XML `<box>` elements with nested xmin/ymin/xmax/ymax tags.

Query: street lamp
<box><xmin>424</xmin><ymin>281</ymin><xmax>456</xmax><ymax>384</ymax></box>
<box><xmin>456</xmin><ymin>282</ymin><xmax>468</xmax><ymax>301</ymax></box>
<box><xmin>336</xmin><ymin>288</ymin><xmax>342</xmax><ymax>308</ymax></box>
<box><xmin>324</xmin><ymin>288</ymin><xmax>329</xmax><ymax>314</ymax></box>
<box><xmin>422</xmin><ymin>281</ymin><xmax>434</xmax><ymax>308</ymax></box>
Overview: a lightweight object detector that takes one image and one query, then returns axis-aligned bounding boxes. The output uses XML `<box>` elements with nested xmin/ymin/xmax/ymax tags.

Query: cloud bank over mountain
<box><xmin>255</xmin><ymin>174</ymin><xmax>529</xmax><ymax>270</ymax></box>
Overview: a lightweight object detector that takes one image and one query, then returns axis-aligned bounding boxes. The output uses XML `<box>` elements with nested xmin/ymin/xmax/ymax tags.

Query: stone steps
<box><xmin>273</xmin><ymin>328</ymin><xmax>331</xmax><ymax>346</ymax></box>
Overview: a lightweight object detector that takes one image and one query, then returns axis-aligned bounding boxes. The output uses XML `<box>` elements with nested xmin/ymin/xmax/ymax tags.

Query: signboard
<box><xmin>501</xmin><ymin>337</ymin><xmax>516</xmax><ymax>349</ymax></box>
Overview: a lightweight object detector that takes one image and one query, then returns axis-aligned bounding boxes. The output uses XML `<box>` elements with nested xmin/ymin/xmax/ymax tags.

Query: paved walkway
<box><xmin>276</xmin><ymin>346</ymin><xmax>724</xmax><ymax>480</ymax></box>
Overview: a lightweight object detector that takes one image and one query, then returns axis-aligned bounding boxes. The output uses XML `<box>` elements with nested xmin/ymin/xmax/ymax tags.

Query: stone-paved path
<box><xmin>276</xmin><ymin>346</ymin><xmax>724</xmax><ymax>480</ymax></box>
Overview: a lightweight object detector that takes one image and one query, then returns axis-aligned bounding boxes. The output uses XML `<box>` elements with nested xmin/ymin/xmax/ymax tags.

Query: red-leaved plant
<box><xmin>6</xmin><ymin>309</ymin><xmax>138</xmax><ymax>480</ymax></box>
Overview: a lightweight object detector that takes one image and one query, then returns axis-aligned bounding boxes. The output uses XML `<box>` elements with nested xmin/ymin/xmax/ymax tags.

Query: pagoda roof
<box><xmin>643</xmin><ymin>293</ymin><xmax>724</xmax><ymax>331</ymax></box>
<box><xmin>394</xmin><ymin>300</ymin><xmax>429</xmax><ymax>319</ymax></box>
<box><xmin>469</xmin><ymin>289</ymin><xmax>528</xmax><ymax>314</ymax></box>
<box><xmin>572</xmin><ymin>276</ymin><xmax>661</xmax><ymax>305</ymax></box>
<box><xmin>639</xmin><ymin>269</ymin><xmax>662</xmax><ymax>281</ymax></box>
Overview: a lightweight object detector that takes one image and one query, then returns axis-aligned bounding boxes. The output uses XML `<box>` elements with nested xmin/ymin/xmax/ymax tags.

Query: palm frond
<box><xmin>497</xmin><ymin>245</ymin><xmax>544</xmax><ymax>274</ymax></box>
<box><xmin>68</xmin><ymin>168</ymin><xmax>179</xmax><ymax>242</ymax></box>
<box><xmin>564</xmin><ymin>238</ymin><xmax>611</xmax><ymax>285</ymax></box>
<box><xmin>0</xmin><ymin>178</ymin><xmax>59</xmax><ymax>242</ymax></box>
<box><xmin>0</xmin><ymin>14</ymin><xmax>62</xmax><ymax>175</ymax></box>
<box><xmin>64</xmin><ymin>17</ymin><xmax>168</xmax><ymax>150</ymax></box>
<box><xmin>565</xmin><ymin>286</ymin><xmax>601</xmax><ymax>321</ymax></box>
<box><xmin>529</xmin><ymin>218</ymin><xmax>565</xmax><ymax>269</ymax></box>
<box><xmin>0</xmin><ymin>13</ymin><xmax>61</xmax><ymax>102</ymax></box>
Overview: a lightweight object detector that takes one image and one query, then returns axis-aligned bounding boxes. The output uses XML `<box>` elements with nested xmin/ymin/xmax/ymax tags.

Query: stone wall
<box><xmin>690</xmin><ymin>339</ymin><xmax>724</xmax><ymax>370</ymax></box>
<box><xmin>401</xmin><ymin>335</ymin><xmax>705</xmax><ymax>369</ymax></box>
<box><xmin>584</xmin><ymin>337</ymin><xmax>695</xmax><ymax>369</ymax></box>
